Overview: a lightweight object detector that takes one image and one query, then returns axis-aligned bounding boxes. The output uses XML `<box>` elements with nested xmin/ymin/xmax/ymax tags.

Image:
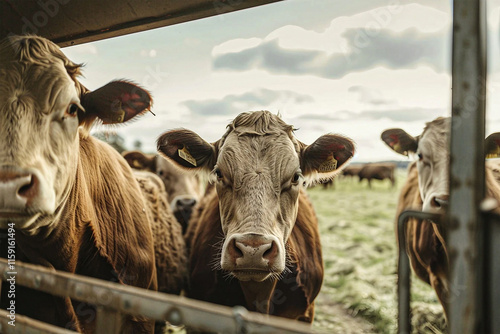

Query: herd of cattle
<box><xmin>1</xmin><ymin>35</ymin><xmax>500</xmax><ymax>333</ymax></box>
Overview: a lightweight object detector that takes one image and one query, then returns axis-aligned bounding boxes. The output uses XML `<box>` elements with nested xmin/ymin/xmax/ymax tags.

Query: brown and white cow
<box><xmin>157</xmin><ymin>110</ymin><xmax>355</xmax><ymax>321</ymax></box>
<box><xmin>122</xmin><ymin>150</ymin><xmax>204</xmax><ymax>232</ymax></box>
<box><xmin>381</xmin><ymin>117</ymin><xmax>500</xmax><ymax>316</ymax></box>
<box><xmin>0</xmin><ymin>35</ymin><xmax>186</xmax><ymax>333</ymax></box>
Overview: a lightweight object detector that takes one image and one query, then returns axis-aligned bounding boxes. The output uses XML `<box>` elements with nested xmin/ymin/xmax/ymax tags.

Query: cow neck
<box><xmin>15</xmin><ymin>173</ymin><xmax>82</xmax><ymax>272</ymax></box>
<box><xmin>239</xmin><ymin>279</ymin><xmax>278</xmax><ymax>313</ymax></box>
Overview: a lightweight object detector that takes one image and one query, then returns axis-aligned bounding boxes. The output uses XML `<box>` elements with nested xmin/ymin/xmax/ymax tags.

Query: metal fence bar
<box><xmin>0</xmin><ymin>258</ymin><xmax>313</xmax><ymax>334</ymax></box>
<box><xmin>449</xmin><ymin>0</ymin><xmax>487</xmax><ymax>333</ymax></box>
<box><xmin>397</xmin><ymin>210</ymin><xmax>442</xmax><ymax>334</ymax></box>
<box><xmin>94</xmin><ymin>307</ymin><xmax>123</xmax><ymax>334</ymax></box>
<box><xmin>484</xmin><ymin>212</ymin><xmax>500</xmax><ymax>333</ymax></box>
<box><xmin>0</xmin><ymin>309</ymin><xmax>76</xmax><ymax>334</ymax></box>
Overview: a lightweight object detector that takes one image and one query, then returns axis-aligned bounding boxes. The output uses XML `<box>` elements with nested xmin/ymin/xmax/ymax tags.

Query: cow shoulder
<box><xmin>77</xmin><ymin>132</ymin><xmax>156</xmax><ymax>289</ymax></box>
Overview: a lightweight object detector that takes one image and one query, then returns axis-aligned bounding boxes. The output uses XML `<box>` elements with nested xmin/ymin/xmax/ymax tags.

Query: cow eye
<box><xmin>417</xmin><ymin>153</ymin><xmax>423</xmax><ymax>161</ymax></box>
<box><xmin>66</xmin><ymin>103</ymin><xmax>79</xmax><ymax>117</ymax></box>
<box><xmin>292</xmin><ymin>172</ymin><xmax>301</xmax><ymax>184</ymax></box>
<box><xmin>215</xmin><ymin>168</ymin><xmax>223</xmax><ymax>180</ymax></box>
<box><xmin>157</xmin><ymin>170</ymin><xmax>164</xmax><ymax>176</ymax></box>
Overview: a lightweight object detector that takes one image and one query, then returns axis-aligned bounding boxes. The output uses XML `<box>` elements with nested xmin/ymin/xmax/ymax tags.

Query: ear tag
<box><xmin>318</xmin><ymin>154</ymin><xmax>337</xmax><ymax>173</ymax></box>
<box><xmin>111</xmin><ymin>101</ymin><xmax>126</xmax><ymax>123</ymax></box>
<box><xmin>178</xmin><ymin>146</ymin><xmax>197</xmax><ymax>166</ymax></box>
<box><xmin>393</xmin><ymin>142</ymin><xmax>402</xmax><ymax>153</ymax></box>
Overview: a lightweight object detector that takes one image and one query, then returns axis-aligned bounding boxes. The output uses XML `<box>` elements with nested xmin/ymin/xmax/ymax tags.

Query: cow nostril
<box><xmin>432</xmin><ymin>196</ymin><xmax>449</xmax><ymax>209</ymax></box>
<box><xmin>262</xmin><ymin>241</ymin><xmax>278</xmax><ymax>260</ymax></box>
<box><xmin>17</xmin><ymin>175</ymin><xmax>36</xmax><ymax>198</ymax></box>
<box><xmin>229</xmin><ymin>239</ymin><xmax>244</xmax><ymax>259</ymax></box>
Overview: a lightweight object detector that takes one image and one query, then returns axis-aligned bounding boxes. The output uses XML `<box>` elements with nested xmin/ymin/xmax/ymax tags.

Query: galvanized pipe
<box><xmin>449</xmin><ymin>0</ymin><xmax>487</xmax><ymax>332</ymax></box>
<box><xmin>0</xmin><ymin>258</ymin><xmax>313</xmax><ymax>334</ymax></box>
<box><xmin>0</xmin><ymin>309</ymin><xmax>76</xmax><ymax>334</ymax></box>
<box><xmin>397</xmin><ymin>210</ymin><xmax>442</xmax><ymax>334</ymax></box>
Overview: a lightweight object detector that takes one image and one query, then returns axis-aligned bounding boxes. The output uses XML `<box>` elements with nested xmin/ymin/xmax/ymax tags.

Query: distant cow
<box><xmin>157</xmin><ymin>110</ymin><xmax>355</xmax><ymax>321</ymax></box>
<box><xmin>381</xmin><ymin>117</ymin><xmax>500</xmax><ymax>317</ymax></box>
<box><xmin>0</xmin><ymin>35</ymin><xmax>186</xmax><ymax>333</ymax></box>
<box><xmin>341</xmin><ymin>165</ymin><xmax>362</xmax><ymax>178</ymax></box>
<box><xmin>123</xmin><ymin>151</ymin><xmax>204</xmax><ymax>232</ymax></box>
<box><xmin>358</xmin><ymin>163</ymin><xmax>396</xmax><ymax>188</ymax></box>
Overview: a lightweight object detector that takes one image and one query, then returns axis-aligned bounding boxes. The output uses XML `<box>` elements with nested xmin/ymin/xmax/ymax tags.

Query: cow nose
<box><xmin>174</xmin><ymin>196</ymin><xmax>197</xmax><ymax>210</ymax></box>
<box><xmin>171</xmin><ymin>195</ymin><xmax>197</xmax><ymax>233</ymax></box>
<box><xmin>0</xmin><ymin>170</ymin><xmax>38</xmax><ymax>210</ymax></box>
<box><xmin>431</xmin><ymin>194</ymin><xmax>449</xmax><ymax>210</ymax></box>
<box><xmin>226</xmin><ymin>234</ymin><xmax>279</xmax><ymax>268</ymax></box>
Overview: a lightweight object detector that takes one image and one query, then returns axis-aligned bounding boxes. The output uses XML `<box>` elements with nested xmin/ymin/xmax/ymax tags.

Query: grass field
<box><xmin>308</xmin><ymin>169</ymin><xmax>446</xmax><ymax>334</ymax></box>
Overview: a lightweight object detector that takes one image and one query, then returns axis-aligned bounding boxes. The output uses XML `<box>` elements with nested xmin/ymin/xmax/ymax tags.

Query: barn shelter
<box><xmin>0</xmin><ymin>0</ymin><xmax>282</xmax><ymax>47</ymax></box>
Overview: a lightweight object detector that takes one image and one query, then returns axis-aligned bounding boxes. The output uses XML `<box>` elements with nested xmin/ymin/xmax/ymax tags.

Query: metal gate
<box><xmin>0</xmin><ymin>258</ymin><xmax>314</xmax><ymax>334</ymax></box>
<box><xmin>397</xmin><ymin>0</ymin><xmax>500</xmax><ymax>332</ymax></box>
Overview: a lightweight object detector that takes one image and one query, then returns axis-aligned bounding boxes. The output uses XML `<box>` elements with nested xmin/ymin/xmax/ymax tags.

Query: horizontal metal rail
<box><xmin>0</xmin><ymin>258</ymin><xmax>314</xmax><ymax>334</ymax></box>
<box><xmin>0</xmin><ymin>309</ymin><xmax>76</xmax><ymax>334</ymax></box>
<box><xmin>397</xmin><ymin>210</ymin><xmax>442</xmax><ymax>334</ymax></box>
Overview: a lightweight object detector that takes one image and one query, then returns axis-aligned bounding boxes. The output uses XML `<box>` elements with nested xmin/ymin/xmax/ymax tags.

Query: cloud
<box><xmin>211</xmin><ymin>3</ymin><xmax>454</xmax><ymax>79</ymax></box>
<box><xmin>140</xmin><ymin>49</ymin><xmax>157</xmax><ymax>57</ymax></box>
<box><xmin>181</xmin><ymin>89</ymin><xmax>314</xmax><ymax>116</ymax></box>
<box><xmin>348</xmin><ymin>85</ymin><xmax>395</xmax><ymax>106</ymax></box>
<box><xmin>293</xmin><ymin>107</ymin><xmax>445</xmax><ymax>123</ymax></box>
<box><xmin>213</xmin><ymin>27</ymin><xmax>449</xmax><ymax>79</ymax></box>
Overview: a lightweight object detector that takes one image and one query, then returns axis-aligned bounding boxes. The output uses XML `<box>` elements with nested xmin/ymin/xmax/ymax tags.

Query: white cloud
<box><xmin>212</xmin><ymin>38</ymin><xmax>262</xmax><ymax>55</ymax></box>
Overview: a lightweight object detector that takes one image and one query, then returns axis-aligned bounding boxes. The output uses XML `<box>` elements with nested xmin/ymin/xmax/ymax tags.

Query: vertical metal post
<box><xmin>448</xmin><ymin>0</ymin><xmax>487</xmax><ymax>333</ymax></box>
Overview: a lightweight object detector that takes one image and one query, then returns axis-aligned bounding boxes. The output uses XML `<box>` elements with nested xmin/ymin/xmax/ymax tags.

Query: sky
<box><xmin>62</xmin><ymin>0</ymin><xmax>500</xmax><ymax>163</ymax></box>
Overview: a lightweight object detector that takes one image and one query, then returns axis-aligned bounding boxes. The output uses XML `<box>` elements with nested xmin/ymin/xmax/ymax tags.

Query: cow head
<box><xmin>158</xmin><ymin>111</ymin><xmax>355</xmax><ymax>281</ymax></box>
<box><xmin>122</xmin><ymin>150</ymin><xmax>202</xmax><ymax>230</ymax></box>
<box><xmin>381</xmin><ymin>117</ymin><xmax>500</xmax><ymax>215</ymax></box>
<box><xmin>0</xmin><ymin>35</ymin><xmax>151</xmax><ymax>234</ymax></box>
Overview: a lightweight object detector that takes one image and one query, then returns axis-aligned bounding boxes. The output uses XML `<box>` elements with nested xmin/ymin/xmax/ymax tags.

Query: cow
<box><xmin>0</xmin><ymin>35</ymin><xmax>186</xmax><ymax>333</ymax></box>
<box><xmin>341</xmin><ymin>164</ymin><xmax>362</xmax><ymax>178</ymax></box>
<box><xmin>157</xmin><ymin>110</ymin><xmax>355</xmax><ymax>322</ymax></box>
<box><xmin>381</xmin><ymin>117</ymin><xmax>500</xmax><ymax>317</ymax></box>
<box><xmin>122</xmin><ymin>150</ymin><xmax>204</xmax><ymax>233</ymax></box>
<box><xmin>357</xmin><ymin>162</ymin><xmax>396</xmax><ymax>188</ymax></box>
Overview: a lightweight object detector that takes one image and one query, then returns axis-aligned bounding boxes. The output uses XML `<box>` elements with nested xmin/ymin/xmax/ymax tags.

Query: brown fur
<box><xmin>186</xmin><ymin>186</ymin><xmax>323</xmax><ymax>322</ymax></box>
<box><xmin>396</xmin><ymin>161</ymin><xmax>500</xmax><ymax>317</ymax></box>
<box><xmin>9</xmin><ymin>134</ymin><xmax>158</xmax><ymax>332</ymax></box>
<box><xmin>133</xmin><ymin>171</ymin><xmax>187</xmax><ymax>294</ymax></box>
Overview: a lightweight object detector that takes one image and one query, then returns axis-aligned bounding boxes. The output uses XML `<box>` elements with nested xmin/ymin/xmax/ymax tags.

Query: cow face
<box><xmin>158</xmin><ymin>111</ymin><xmax>355</xmax><ymax>282</ymax></box>
<box><xmin>0</xmin><ymin>35</ymin><xmax>151</xmax><ymax>234</ymax></box>
<box><xmin>382</xmin><ymin>118</ymin><xmax>500</xmax><ymax>215</ymax></box>
<box><xmin>122</xmin><ymin>151</ymin><xmax>202</xmax><ymax>229</ymax></box>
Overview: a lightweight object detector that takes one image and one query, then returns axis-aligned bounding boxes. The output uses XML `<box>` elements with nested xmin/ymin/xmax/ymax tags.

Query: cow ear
<box><xmin>486</xmin><ymin>132</ymin><xmax>500</xmax><ymax>158</ymax></box>
<box><xmin>381</xmin><ymin>128</ymin><xmax>418</xmax><ymax>156</ymax></box>
<box><xmin>122</xmin><ymin>151</ymin><xmax>155</xmax><ymax>170</ymax></box>
<box><xmin>157</xmin><ymin>129</ymin><xmax>217</xmax><ymax>172</ymax></box>
<box><xmin>300</xmin><ymin>134</ymin><xmax>355</xmax><ymax>183</ymax></box>
<box><xmin>80</xmin><ymin>80</ymin><xmax>152</xmax><ymax>125</ymax></box>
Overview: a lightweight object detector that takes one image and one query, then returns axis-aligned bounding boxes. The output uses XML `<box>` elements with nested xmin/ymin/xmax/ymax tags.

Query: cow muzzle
<box><xmin>0</xmin><ymin>166</ymin><xmax>55</xmax><ymax>223</ymax></box>
<box><xmin>423</xmin><ymin>192</ymin><xmax>449</xmax><ymax>215</ymax></box>
<box><xmin>221</xmin><ymin>233</ymin><xmax>284</xmax><ymax>282</ymax></box>
<box><xmin>171</xmin><ymin>195</ymin><xmax>197</xmax><ymax>233</ymax></box>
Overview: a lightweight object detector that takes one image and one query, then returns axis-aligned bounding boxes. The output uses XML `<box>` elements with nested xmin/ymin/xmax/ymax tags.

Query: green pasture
<box><xmin>308</xmin><ymin>169</ymin><xmax>446</xmax><ymax>334</ymax></box>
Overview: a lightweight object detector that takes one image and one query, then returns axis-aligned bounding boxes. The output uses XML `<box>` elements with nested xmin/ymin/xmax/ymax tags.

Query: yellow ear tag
<box><xmin>178</xmin><ymin>146</ymin><xmax>197</xmax><ymax>166</ymax></box>
<box><xmin>393</xmin><ymin>142</ymin><xmax>402</xmax><ymax>154</ymax></box>
<box><xmin>318</xmin><ymin>154</ymin><xmax>338</xmax><ymax>173</ymax></box>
